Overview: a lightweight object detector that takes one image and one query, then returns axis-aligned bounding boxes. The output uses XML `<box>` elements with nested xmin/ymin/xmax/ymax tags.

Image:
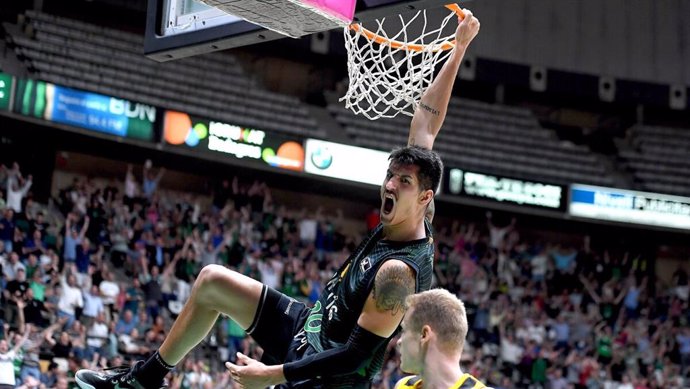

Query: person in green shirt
<box><xmin>23</xmin><ymin>254</ymin><xmax>40</xmax><ymax>280</ymax></box>
<box><xmin>280</xmin><ymin>261</ymin><xmax>303</xmax><ymax>299</ymax></box>
<box><xmin>226</xmin><ymin>317</ymin><xmax>247</xmax><ymax>363</ymax></box>
<box><xmin>28</xmin><ymin>271</ymin><xmax>46</xmax><ymax>302</ymax></box>
<box><xmin>595</xmin><ymin>322</ymin><xmax>613</xmax><ymax>366</ymax></box>
<box><xmin>531</xmin><ymin>349</ymin><xmax>548</xmax><ymax>385</ymax></box>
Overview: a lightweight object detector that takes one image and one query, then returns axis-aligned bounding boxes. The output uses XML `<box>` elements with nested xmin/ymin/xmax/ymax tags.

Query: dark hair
<box><xmin>388</xmin><ymin>145</ymin><xmax>443</xmax><ymax>193</ymax></box>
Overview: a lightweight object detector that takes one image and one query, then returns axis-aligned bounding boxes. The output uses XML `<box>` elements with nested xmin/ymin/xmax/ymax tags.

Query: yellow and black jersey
<box><xmin>395</xmin><ymin>373</ymin><xmax>488</xmax><ymax>389</ymax></box>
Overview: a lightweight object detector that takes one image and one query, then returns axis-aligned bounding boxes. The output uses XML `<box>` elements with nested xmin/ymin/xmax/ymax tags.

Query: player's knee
<box><xmin>197</xmin><ymin>264</ymin><xmax>229</xmax><ymax>287</ymax></box>
<box><xmin>195</xmin><ymin>264</ymin><xmax>234</xmax><ymax>300</ymax></box>
<box><xmin>194</xmin><ymin>264</ymin><xmax>259</xmax><ymax>313</ymax></box>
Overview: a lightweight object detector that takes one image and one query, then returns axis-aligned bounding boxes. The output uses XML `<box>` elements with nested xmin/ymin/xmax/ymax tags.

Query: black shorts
<box><xmin>247</xmin><ymin>287</ymin><xmax>371</xmax><ymax>389</ymax></box>
<box><xmin>247</xmin><ymin>286</ymin><xmax>311</xmax><ymax>365</ymax></box>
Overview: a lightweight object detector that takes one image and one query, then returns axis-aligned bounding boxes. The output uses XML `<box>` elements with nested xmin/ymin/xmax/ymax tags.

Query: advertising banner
<box><xmin>304</xmin><ymin>139</ymin><xmax>389</xmax><ymax>186</ymax></box>
<box><xmin>444</xmin><ymin>168</ymin><xmax>566</xmax><ymax>210</ymax></box>
<box><xmin>163</xmin><ymin>110</ymin><xmax>304</xmax><ymax>171</ymax></box>
<box><xmin>0</xmin><ymin>72</ymin><xmax>13</xmax><ymax>111</ymax></box>
<box><xmin>13</xmin><ymin>79</ymin><xmax>155</xmax><ymax>141</ymax></box>
<box><xmin>569</xmin><ymin>184</ymin><xmax>690</xmax><ymax>230</ymax></box>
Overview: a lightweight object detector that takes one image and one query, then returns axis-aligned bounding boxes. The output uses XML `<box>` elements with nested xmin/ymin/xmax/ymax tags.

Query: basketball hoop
<box><xmin>341</xmin><ymin>4</ymin><xmax>465</xmax><ymax>120</ymax></box>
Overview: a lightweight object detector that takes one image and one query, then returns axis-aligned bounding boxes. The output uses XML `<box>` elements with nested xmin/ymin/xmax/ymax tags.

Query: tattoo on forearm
<box><xmin>372</xmin><ymin>264</ymin><xmax>415</xmax><ymax>315</ymax></box>
<box><xmin>419</xmin><ymin>102</ymin><xmax>440</xmax><ymax>116</ymax></box>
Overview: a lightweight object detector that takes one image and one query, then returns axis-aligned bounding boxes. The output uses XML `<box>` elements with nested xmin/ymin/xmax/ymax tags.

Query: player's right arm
<box><xmin>407</xmin><ymin>9</ymin><xmax>480</xmax><ymax>151</ymax></box>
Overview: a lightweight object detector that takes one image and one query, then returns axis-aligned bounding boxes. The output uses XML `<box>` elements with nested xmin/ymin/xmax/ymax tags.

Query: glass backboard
<box><xmin>144</xmin><ymin>0</ymin><xmax>445</xmax><ymax>62</ymax></box>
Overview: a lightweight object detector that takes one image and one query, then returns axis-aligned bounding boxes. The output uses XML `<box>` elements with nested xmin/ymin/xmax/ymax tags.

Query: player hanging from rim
<box><xmin>74</xmin><ymin>9</ymin><xmax>480</xmax><ymax>389</ymax></box>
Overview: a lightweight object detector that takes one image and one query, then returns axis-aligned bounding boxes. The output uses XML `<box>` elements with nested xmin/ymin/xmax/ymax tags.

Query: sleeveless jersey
<box><xmin>304</xmin><ymin>220</ymin><xmax>434</xmax><ymax>387</ymax></box>
<box><xmin>396</xmin><ymin>373</ymin><xmax>488</xmax><ymax>389</ymax></box>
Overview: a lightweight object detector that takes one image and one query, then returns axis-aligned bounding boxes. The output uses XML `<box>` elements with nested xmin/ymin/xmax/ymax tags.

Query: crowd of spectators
<box><xmin>0</xmin><ymin>160</ymin><xmax>688</xmax><ymax>389</ymax></box>
<box><xmin>375</xmin><ymin>215</ymin><xmax>689</xmax><ymax>389</ymax></box>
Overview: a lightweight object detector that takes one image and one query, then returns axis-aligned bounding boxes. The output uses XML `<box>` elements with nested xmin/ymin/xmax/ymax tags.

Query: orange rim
<box><xmin>348</xmin><ymin>4</ymin><xmax>465</xmax><ymax>52</ymax></box>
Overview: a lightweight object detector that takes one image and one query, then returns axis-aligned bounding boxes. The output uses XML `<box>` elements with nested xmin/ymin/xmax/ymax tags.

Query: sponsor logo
<box><xmin>310</xmin><ymin>146</ymin><xmax>333</xmax><ymax>170</ymax></box>
<box><xmin>360</xmin><ymin>257</ymin><xmax>372</xmax><ymax>273</ymax></box>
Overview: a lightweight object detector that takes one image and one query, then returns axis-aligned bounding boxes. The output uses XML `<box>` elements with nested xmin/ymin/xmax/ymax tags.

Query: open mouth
<box><xmin>383</xmin><ymin>194</ymin><xmax>395</xmax><ymax>215</ymax></box>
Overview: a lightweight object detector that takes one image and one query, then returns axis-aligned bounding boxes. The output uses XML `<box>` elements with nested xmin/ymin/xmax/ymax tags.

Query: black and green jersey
<box><xmin>304</xmin><ymin>220</ymin><xmax>434</xmax><ymax>385</ymax></box>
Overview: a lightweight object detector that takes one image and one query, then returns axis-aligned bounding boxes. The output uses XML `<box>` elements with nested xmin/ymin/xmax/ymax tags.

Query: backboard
<box><xmin>144</xmin><ymin>0</ymin><xmax>446</xmax><ymax>62</ymax></box>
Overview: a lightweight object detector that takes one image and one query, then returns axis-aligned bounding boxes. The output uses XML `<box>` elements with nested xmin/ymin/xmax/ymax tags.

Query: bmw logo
<box><xmin>310</xmin><ymin>147</ymin><xmax>333</xmax><ymax>170</ymax></box>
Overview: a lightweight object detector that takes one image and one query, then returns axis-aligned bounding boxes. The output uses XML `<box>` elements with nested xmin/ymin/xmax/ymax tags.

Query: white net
<box><xmin>340</xmin><ymin>6</ymin><xmax>460</xmax><ymax>120</ymax></box>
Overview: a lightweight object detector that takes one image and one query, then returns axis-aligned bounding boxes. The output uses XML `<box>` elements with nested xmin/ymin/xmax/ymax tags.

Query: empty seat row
<box><xmin>7</xmin><ymin>12</ymin><xmax>320</xmax><ymax>137</ymax></box>
<box><xmin>329</xmin><ymin>101</ymin><xmax>613</xmax><ymax>187</ymax></box>
<box><xmin>618</xmin><ymin>125</ymin><xmax>690</xmax><ymax>197</ymax></box>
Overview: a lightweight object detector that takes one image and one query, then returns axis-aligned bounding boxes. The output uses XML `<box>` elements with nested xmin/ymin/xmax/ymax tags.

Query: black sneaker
<box><xmin>75</xmin><ymin>361</ymin><xmax>164</xmax><ymax>389</ymax></box>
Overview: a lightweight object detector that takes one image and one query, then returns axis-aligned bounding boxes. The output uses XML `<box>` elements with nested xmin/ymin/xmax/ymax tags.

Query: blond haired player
<box><xmin>395</xmin><ymin>289</ymin><xmax>489</xmax><ymax>389</ymax></box>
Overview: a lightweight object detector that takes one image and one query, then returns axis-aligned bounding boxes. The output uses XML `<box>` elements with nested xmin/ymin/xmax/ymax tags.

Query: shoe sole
<box><xmin>75</xmin><ymin>370</ymin><xmax>97</xmax><ymax>389</ymax></box>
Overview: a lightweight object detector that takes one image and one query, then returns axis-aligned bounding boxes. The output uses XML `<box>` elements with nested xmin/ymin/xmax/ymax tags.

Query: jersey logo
<box><xmin>360</xmin><ymin>256</ymin><xmax>372</xmax><ymax>273</ymax></box>
<box><xmin>304</xmin><ymin>301</ymin><xmax>323</xmax><ymax>333</ymax></box>
<box><xmin>284</xmin><ymin>298</ymin><xmax>295</xmax><ymax>315</ymax></box>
